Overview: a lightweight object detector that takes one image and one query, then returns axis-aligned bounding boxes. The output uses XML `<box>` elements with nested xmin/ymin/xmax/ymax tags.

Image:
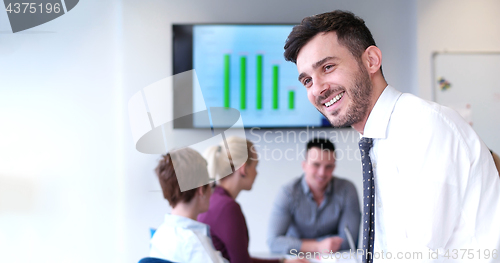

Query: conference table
<box><xmin>251</xmin><ymin>250</ymin><xmax>362</xmax><ymax>263</ymax></box>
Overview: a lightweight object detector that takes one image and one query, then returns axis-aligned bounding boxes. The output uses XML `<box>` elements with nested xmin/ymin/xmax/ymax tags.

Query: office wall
<box><xmin>417</xmin><ymin>0</ymin><xmax>500</xmax><ymax>100</ymax></box>
<box><xmin>122</xmin><ymin>0</ymin><xmax>417</xmax><ymax>260</ymax></box>
<box><xmin>416</xmin><ymin>0</ymin><xmax>500</xmax><ymax>156</ymax></box>
<box><xmin>0</xmin><ymin>1</ymin><xmax>125</xmax><ymax>263</ymax></box>
<box><xmin>0</xmin><ymin>0</ymin><xmax>417</xmax><ymax>262</ymax></box>
<box><xmin>4</xmin><ymin>0</ymin><xmax>499</xmax><ymax>261</ymax></box>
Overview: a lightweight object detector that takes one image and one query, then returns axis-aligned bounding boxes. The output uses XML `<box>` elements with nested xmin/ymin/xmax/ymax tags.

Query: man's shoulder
<box><xmin>396</xmin><ymin>93</ymin><xmax>441</xmax><ymax>117</ymax></box>
<box><xmin>390</xmin><ymin>92</ymin><xmax>484</xmax><ymax>159</ymax></box>
<box><xmin>331</xmin><ymin>176</ymin><xmax>357</xmax><ymax>195</ymax></box>
<box><xmin>332</xmin><ymin>176</ymin><xmax>356</xmax><ymax>188</ymax></box>
<box><xmin>392</xmin><ymin>93</ymin><xmax>470</xmax><ymax>133</ymax></box>
<box><xmin>280</xmin><ymin>176</ymin><xmax>304</xmax><ymax>194</ymax></box>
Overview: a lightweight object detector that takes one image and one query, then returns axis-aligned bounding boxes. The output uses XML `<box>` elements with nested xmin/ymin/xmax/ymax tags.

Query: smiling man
<box><xmin>283</xmin><ymin>10</ymin><xmax>500</xmax><ymax>262</ymax></box>
<box><xmin>267</xmin><ymin>138</ymin><xmax>360</xmax><ymax>256</ymax></box>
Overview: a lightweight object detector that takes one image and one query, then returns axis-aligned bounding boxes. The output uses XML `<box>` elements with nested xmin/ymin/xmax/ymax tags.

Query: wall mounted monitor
<box><xmin>173</xmin><ymin>24</ymin><xmax>331</xmax><ymax>129</ymax></box>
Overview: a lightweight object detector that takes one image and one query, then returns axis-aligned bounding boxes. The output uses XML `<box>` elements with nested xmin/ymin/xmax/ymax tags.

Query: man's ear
<box><xmin>363</xmin><ymin>46</ymin><xmax>382</xmax><ymax>74</ymax></box>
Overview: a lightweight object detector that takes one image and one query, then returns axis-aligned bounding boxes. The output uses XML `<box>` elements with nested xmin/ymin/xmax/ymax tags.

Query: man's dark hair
<box><xmin>284</xmin><ymin>10</ymin><xmax>377</xmax><ymax>64</ymax></box>
<box><xmin>307</xmin><ymin>137</ymin><xmax>336</xmax><ymax>153</ymax></box>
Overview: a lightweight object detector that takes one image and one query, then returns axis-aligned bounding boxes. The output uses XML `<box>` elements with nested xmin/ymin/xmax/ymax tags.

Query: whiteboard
<box><xmin>433</xmin><ymin>52</ymin><xmax>500</xmax><ymax>153</ymax></box>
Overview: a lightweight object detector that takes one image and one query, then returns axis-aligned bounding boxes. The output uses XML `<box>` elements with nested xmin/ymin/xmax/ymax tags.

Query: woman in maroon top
<box><xmin>198</xmin><ymin>137</ymin><xmax>308</xmax><ymax>263</ymax></box>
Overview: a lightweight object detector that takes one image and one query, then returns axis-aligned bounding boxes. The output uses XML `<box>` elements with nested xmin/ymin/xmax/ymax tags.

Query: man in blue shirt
<box><xmin>267</xmin><ymin>138</ymin><xmax>361</xmax><ymax>255</ymax></box>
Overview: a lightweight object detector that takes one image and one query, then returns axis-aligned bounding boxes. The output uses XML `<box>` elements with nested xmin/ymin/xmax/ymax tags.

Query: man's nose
<box><xmin>317</xmin><ymin>165</ymin><xmax>327</xmax><ymax>175</ymax></box>
<box><xmin>311</xmin><ymin>75</ymin><xmax>329</xmax><ymax>98</ymax></box>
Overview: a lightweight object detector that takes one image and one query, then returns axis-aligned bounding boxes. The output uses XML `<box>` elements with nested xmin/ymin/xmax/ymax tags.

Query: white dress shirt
<box><xmin>150</xmin><ymin>214</ymin><xmax>228</xmax><ymax>263</ymax></box>
<box><xmin>362</xmin><ymin>86</ymin><xmax>500</xmax><ymax>262</ymax></box>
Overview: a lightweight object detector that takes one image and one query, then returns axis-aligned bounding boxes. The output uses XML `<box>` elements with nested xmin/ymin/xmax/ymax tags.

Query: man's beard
<box><xmin>317</xmin><ymin>63</ymin><xmax>373</xmax><ymax>128</ymax></box>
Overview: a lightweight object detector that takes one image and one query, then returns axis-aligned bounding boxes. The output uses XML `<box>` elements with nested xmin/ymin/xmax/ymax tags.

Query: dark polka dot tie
<box><xmin>359</xmin><ymin>137</ymin><xmax>375</xmax><ymax>263</ymax></box>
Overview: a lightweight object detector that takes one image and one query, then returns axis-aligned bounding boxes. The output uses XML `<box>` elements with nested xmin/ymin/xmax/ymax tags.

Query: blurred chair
<box><xmin>138</xmin><ymin>257</ymin><xmax>176</xmax><ymax>263</ymax></box>
<box><xmin>150</xmin><ymin>228</ymin><xmax>157</xmax><ymax>238</ymax></box>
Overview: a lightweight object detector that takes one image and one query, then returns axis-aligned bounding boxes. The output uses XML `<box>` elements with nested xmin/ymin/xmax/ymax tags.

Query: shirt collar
<box><xmin>164</xmin><ymin>213</ymin><xmax>210</xmax><ymax>236</ymax></box>
<box><xmin>300</xmin><ymin>174</ymin><xmax>334</xmax><ymax>195</ymax></box>
<box><xmin>362</xmin><ymin>85</ymin><xmax>402</xmax><ymax>139</ymax></box>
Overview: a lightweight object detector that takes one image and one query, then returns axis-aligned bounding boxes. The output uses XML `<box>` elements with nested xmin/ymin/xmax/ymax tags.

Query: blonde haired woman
<box><xmin>198</xmin><ymin>137</ymin><xmax>308</xmax><ymax>263</ymax></box>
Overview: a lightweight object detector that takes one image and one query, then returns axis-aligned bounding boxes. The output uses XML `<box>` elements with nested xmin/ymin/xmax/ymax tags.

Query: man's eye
<box><xmin>325</xmin><ymin>64</ymin><xmax>335</xmax><ymax>71</ymax></box>
<box><xmin>302</xmin><ymin>78</ymin><xmax>312</xmax><ymax>87</ymax></box>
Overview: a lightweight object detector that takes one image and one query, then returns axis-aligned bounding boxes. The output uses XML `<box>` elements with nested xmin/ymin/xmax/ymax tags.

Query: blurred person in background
<box><xmin>267</xmin><ymin>138</ymin><xmax>360</xmax><ymax>255</ymax></box>
<box><xmin>198</xmin><ymin>136</ymin><xmax>309</xmax><ymax>263</ymax></box>
<box><xmin>149</xmin><ymin>147</ymin><xmax>228</xmax><ymax>263</ymax></box>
